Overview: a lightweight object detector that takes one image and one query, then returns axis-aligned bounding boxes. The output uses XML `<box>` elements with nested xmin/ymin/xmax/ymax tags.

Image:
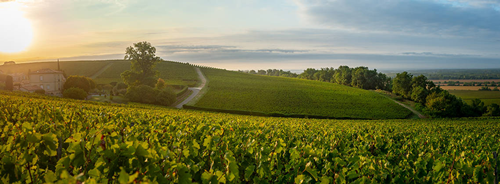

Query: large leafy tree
<box><xmin>392</xmin><ymin>72</ymin><xmax>413</xmax><ymax>99</ymax></box>
<box><xmin>121</xmin><ymin>41</ymin><xmax>161</xmax><ymax>87</ymax></box>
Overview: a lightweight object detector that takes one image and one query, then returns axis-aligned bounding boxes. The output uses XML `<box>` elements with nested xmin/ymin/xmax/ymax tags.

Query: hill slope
<box><xmin>193</xmin><ymin>68</ymin><xmax>412</xmax><ymax>119</ymax></box>
<box><xmin>95</xmin><ymin>60</ymin><xmax>199</xmax><ymax>86</ymax></box>
<box><xmin>0</xmin><ymin>60</ymin><xmax>112</xmax><ymax>77</ymax></box>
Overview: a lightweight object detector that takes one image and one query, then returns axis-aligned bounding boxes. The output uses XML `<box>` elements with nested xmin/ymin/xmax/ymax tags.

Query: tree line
<box><xmin>392</xmin><ymin>72</ymin><xmax>499</xmax><ymax>117</ymax></box>
<box><xmin>240</xmin><ymin>66</ymin><xmax>392</xmax><ymax>91</ymax></box>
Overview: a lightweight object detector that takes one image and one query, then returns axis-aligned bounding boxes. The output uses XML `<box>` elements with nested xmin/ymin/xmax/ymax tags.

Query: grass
<box><xmin>448</xmin><ymin>90</ymin><xmax>500</xmax><ymax>105</ymax></box>
<box><xmin>0</xmin><ymin>60</ymin><xmax>112</xmax><ymax>77</ymax></box>
<box><xmin>95</xmin><ymin>60</ymin><xmax>199</xmax><ymax>86</ymax></box>
<box><xmin>193</xmin><ymin>68</ymin><xmax>413</xmax><ymax>119</ymax></box>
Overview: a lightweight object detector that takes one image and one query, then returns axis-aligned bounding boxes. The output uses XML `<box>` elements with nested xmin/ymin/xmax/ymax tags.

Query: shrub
<box><xmin>156</xmin><ymin>88</ymin><xmax>177</xmax><ymax>106</ymax></box>
<box><xmin>485</xmin><ymin>103</ymin><xmax>500</xmax><ymax>116</ymax></box>
<box><xmin>34</xmin><ymin>89</ymin><xmax>45</xmax><ymax>94</ymax></box>
<box><xmin>156</xmin><ymin>78</ymin><xmax>166</xmax><ymax>90</ymax></box>
<box><xmin>126</xmin><ymin>85</ymin><xmax>158</xmax><ymax>104</ymax></box>
<box><xmin>63</xmin><ymin>87</ymin><xmax>88</xmax><ymax>100</ymax></box>
<box><xmin>64</xmin><ymin>76</ymin><xmax>95</xmax><ymax>93</ymax></box>
<box><xmin>116</xmin><ymin>89</ymin><xmax>127</xmax><ymax>96</ymax></box>
<box><xmin>494</xmin><ymin>87</ymin><xmax>499</xmax><ymax>91</ymax></box>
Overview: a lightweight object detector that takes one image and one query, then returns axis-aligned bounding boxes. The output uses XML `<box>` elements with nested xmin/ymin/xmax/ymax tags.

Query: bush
<box><xmin>34</xmin><ymin>89</ymin><xmax>45</xmax><ymax>94</ymax></box>
<box><xmin>126</xmin><ymin>85</ymin><xmax>177</xmax><ymax>106</ymax></box>
<box><xmin>126</xmin><ymin>85</ymin><xmax>158</xmax><ymax>104</ymax></box>
<box><xmin>64</xmin><ymin>76</ymin><xmax>95</xmax><ymax>93</ymax></box>
<box><xmin>484</xmin><ymin>103</ymin><xmax>500</xmax><ymax>116</ymax></box>
<box><xmin>493</xmin><ymin>87</ymin><xmax>499</xmax><ymax>91</ymax></box>
<box><xmin>156</xmin><ymin>88</ymin><xmax>177</xmax><ymax>106</ymax></box>
<box><xmin>63</xmin><ymin>87</ymin><xmax>88</xmax><ymax>100</ymax></box>
<box><xmin>113</xmin><ymin>83</ymin><xmax>128</xmax><ymax>95</ymax></box>
<box><xmin>116</xmin><ymin>89</ymin><xmax>127</xmax><ymax>96</ymax></box>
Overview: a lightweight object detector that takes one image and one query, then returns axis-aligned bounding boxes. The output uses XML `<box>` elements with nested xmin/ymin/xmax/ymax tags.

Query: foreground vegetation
<box><xmin>194</xmin><ymin>68</ymin><xmax>412</xmax><ymax>119</ymax></box>
<box><xmin>1</xmin><ymin>92</ymin><xmax>499</xmax><ymax>183</ymax></box>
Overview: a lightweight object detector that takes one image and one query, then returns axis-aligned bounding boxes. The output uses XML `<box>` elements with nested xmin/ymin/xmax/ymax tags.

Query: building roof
<box><xmin>21</xmin><ymin>85</ymin><xmax>43</xmax><ymax>92</ymax></box>
<box><xmin>29</xmin><ymin>68</ymin><xmax>64</xmax><ymax>74</ymax></box>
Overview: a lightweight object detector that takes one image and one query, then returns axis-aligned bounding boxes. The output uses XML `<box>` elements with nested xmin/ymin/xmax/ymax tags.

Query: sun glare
<box><xmin>0</xmin><ymin>2</ymin><xmax>34</xmax><ymax>53</ymax></box>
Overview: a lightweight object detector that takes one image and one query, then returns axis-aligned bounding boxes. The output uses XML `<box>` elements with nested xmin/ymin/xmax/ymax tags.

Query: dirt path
<box><xmin>90</xmin><ymin>62</ymin><xmax>114</xmax><ymax>79</ymax></box>
<box><xmin>392</xmin><ymin>100</ymin><xmax>426</xmax><ymax>119</ymax></box>
<box><xmin>175</xmin><ymin>67</ymin><xmax>207</xmax><ymax>108</ymax></box>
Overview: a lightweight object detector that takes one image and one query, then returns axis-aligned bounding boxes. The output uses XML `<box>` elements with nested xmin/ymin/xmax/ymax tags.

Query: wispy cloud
<box><xmin>295</xmin><ymin>0</ymin><xmax>500</xmax><ymax>37</ymax></box>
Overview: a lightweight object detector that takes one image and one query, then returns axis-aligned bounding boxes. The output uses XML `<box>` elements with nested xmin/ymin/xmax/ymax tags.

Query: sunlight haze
<box><xmin>0</xmin><ymin>0</ymin><xmax>499</xmax><ymax>70</ymax></box>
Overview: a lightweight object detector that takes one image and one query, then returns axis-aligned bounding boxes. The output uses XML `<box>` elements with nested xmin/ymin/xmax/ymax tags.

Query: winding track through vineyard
<box><xmin>175</xmin><ymin>67</ymin><xmax>207</xmax><ymax>108</ymax></box>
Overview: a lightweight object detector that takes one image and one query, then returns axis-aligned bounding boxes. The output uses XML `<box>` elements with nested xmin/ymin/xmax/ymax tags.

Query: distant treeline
<box><xmin>388</xmin><ymin>69</ymin><xmax>500</xmax><ymax>80</ymax></box>
<box><xmin>239</xmin><ymin>66</ymin><xmax>392</xmax><ymax>91</ymax></box>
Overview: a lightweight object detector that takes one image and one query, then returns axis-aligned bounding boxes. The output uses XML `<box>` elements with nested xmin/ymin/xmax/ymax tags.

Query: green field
<box><xmin>448</xmin><ymin>90</ymin><xmax>500</xmax><ymax>105</ymax></box>
<box><xmin>193</xmin><ymin>68</ymin><xmax>412</xmax><ymax>119</ymax></box>
<box><xmin>0</xmin><ymin>91</ymin><xmax>499</xmax><ymax>183</ymax></box>
<box><xmin>0</xmin><ymin>60</ymin><xmax>112</xmax><ymax>77</ymax></box>
<box><xmin>95</xmin><ymin>60</ymin><xmax>199</xmax><ymax>86</ymax></box>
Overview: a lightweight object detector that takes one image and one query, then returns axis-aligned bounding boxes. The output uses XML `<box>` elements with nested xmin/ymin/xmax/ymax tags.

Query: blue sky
<box><xmin>1</xmin><ymin>0</ymin><xmax>500</xmax><ymax>71</ymax></box>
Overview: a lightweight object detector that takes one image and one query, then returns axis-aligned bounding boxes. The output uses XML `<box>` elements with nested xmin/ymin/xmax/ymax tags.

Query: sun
<box><xmin>0</xmin><ymin>2</ymin><xmax>34</xmax><ymax>53</ymax></box>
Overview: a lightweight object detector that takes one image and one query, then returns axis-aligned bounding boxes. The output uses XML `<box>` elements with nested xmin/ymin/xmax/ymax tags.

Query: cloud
<box><xmin>157</xmin><ymin>44</ymin><xmax>309</xmax><ymax>54</ymax></box>
<box><xmin>295</xmin><ymin>0</ymin><xmax>500</xmax><ymax>36</ymax></box>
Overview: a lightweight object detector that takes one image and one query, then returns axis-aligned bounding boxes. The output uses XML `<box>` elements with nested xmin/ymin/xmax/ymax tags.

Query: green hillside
<box><xmin>193</xmin><ymin>68</ymin><xmax>412</xmax><ymax>119</ymax></box>
<box><xmin>95</xmin><ymin>60</ymin><xmax>199</xmax><ymax>86</ymax></box>
<box><xmin>0</xmin><ymin>60</ymin><xmax>112</xmax><ymax>77</ymax></box>
<box><xmin>0</xmin><ymin>91</ymin><xmax>499</xmax><ymax>183</ymax></box>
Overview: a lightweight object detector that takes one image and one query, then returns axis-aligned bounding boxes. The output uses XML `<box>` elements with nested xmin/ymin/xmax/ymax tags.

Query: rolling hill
<box><xmin>191</xmin><ymin>68</ymin><xmax>413</xmax><ymax>119</ymax></box>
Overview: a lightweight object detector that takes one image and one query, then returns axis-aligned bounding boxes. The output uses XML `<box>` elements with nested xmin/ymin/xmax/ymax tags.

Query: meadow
<box><xmin>0</xmin><ymin>60</ymin><xmax>112</xmax><ymax>77</ymax></box>
<box><xmin>448</xmin><ymin>90</ymin><xmax>500</xmax><ymax>105</ymax></box>
<box><xmin>192</xmin><ymin>68</ymin><xmax>412</xmax><ymax>119</ymax></box>
<box><xmin>95</xmin><ymin>60</ymin><xmax>199</xmax><ymax>86</ymax></box>
<box><xmin>1</xmin><ymin>91</ymin><xmax>499</xmax><ymax>183</ymax></box>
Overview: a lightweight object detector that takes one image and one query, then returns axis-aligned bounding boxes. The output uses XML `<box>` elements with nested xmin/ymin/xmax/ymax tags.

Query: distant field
<box><xmin>193</xmin><ymin>68</ymin><xmax>413</xmax><ymax>119</ymax></box>
<box><xmin>432</xmin><ymin>79</ymin><xmax>500</xmax><ymax>83</ymax></box>
<box><xmin>0</xmin><ymin>60</ymin><xmax>111</xmax><ymax>77</ymax></box>
<box><xmin>95</xmin><ymin>60</ymin><xmax>199</xmax><ymax>86</ymax></box>
<box><xmin>448</xmin><ymin>90</ymin><xmax>500</xmax><ymax>105</ymax></box>
<box><xmin>440</xmin><ymin>86</ymin><xmax>482</xmax><ymax>90</ymax></box>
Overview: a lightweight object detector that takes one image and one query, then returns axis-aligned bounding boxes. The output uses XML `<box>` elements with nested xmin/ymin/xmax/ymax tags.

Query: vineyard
<box><xmin>0</xmin><ymin>60</ymin><xmax>112</xmax><ymax>77</ymax></box>
<box><xmin>193</xmin><ymin>68</ymin><xmax>412</xmax><ymax>119</ymax></box>
<box><xmin>1</xmin><ymin>92</ymin><xmax>499</xmax><ymax>183</ymax></box>
<box><xmin>95</xmin><ymin>61</ymin><xmax>199</xmax><ymax>86</ymax></box>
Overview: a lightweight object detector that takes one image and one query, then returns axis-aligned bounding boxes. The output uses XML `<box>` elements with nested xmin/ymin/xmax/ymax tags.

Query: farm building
<box><xmin>28</xmin><ymin>68</ymin><xmax>66</xmax><ymax>94</ymax></box>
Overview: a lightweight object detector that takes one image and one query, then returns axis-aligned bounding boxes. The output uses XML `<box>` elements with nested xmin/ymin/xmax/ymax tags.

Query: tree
<box><xmin>63</xmin><ymin>76</ymin><xmax>95</xmax><ymax>93</ymax></box>
<box><xmin>121</xmin><ymin>41</ymin><xmax>161</xmax><ymax>87</ymax></box>
<box><xmin>334</xmin><ymin>66</ymin><xmax>352</xmax><ymax>86</ymax></box>
<box><xmin>425</xmin><ymin>90</ymin><xmax>463</xmax><ymax>118</ymax></box>
<box><xmin>392</xmin><ymin>72</ymin><xmax>413</xmax><ymax>99</ymax></box>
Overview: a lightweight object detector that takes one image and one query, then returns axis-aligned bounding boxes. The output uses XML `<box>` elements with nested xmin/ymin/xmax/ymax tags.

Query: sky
<box><xmin>0</xmin><ymin>0</ymin><xmax>500</xmax><ymax>71</ymax></box>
